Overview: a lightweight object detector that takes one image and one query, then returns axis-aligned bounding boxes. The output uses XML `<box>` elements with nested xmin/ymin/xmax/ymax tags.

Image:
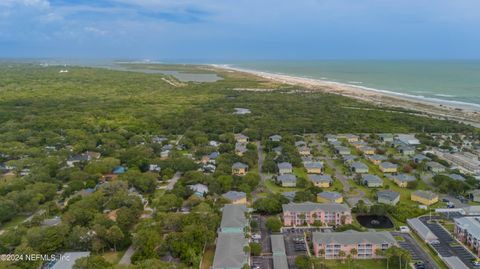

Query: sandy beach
<box><xmin>215</xmin><ymin>65</ymin><xmax>480</xmax><ymax>128</ymax></box>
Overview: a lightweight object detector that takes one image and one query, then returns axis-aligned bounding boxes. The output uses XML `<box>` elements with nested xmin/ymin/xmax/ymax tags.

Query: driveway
<box><xmin>391</xmin><ymin>232</ymin><xmax>439</xmax><ymax>269</ymax></box>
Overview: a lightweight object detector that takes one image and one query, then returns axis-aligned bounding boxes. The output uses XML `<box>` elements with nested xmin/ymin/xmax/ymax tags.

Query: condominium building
<box><xmin>282</xmin><ymin>202</ymin><xmax>352</xmax><ymax>227</ymax></box>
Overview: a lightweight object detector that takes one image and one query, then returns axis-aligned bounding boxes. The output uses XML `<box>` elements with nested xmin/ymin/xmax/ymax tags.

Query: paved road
<box><xmin>391</xmin><ymin>232</ymin><xmax>439</xmax><ymax>269</ymax></box>
<box><xmin>165</xmin><ymin>171</ymin><xmax>182</xmax><ymax>191</ymax></box>
<box><xmin>118</xmin><ymin>245</ymin><xmax>134</xmax><ymax>265</ymax></box>
<box><xmin>419</xmin><ymin>216</ymin><xmax>476</xmax><ymax>269</ymax></box>
<box><xmin>309</xmin><ymin>135</ymin><xmax>367</xmax><ymax>206</ymax></box>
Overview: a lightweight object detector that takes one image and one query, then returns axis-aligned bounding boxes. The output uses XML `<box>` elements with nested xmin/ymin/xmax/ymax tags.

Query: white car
<box><xmin>252</xmin><ymin>234</ymin><xmax>261</xmax><ymax>240</ymax></box>
<box><xmin>399</xmin><ymin>226</ymin><xmax>410</xmax><ymax>233</ymax></box>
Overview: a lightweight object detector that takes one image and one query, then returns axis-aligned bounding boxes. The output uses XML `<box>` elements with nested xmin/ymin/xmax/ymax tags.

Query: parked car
<box><xmin>442</xmin><ymin>198</ymin><xmax>449</xmax><ymax>203</ymax></box>
<box><xmin>399</xmin><ymin>226</ymin><xmax>410</xmax><ymax>233</ymax></box>
<box><xmin>414</xmin><ymin>261</ymin><xmax>425</xmax><ymax>269</ymax></box>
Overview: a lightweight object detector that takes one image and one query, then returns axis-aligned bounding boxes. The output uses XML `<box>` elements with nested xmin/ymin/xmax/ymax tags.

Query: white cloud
<box><xmin>84</xmin><ymin>26</ymin><xmax>108</xmax><ymax>36</ymax></box>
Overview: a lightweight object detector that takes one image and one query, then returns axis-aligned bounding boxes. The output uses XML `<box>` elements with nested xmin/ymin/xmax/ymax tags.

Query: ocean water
<box><xmin>231</xmin><ymin>60</ymin><xmax>480</xmax><ymax>109</ymax></box>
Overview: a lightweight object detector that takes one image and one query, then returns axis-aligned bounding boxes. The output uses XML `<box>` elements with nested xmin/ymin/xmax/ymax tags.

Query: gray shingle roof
<box><xmin>304</xmin><ymin>161</ymin><xmax>323</xmax><ymax>169</ymax></box>
<box><xmin>222</xmin><ymin>191</ymin><xmax>246</xmax><ymax>201</ymax></box>
<box><xmin>412</xmin><ymin>190</ymin><xmax>438</xmax><ymax>200</ymax></box>
<box><xmin>277</xmin><ymin>174</ymin><xmax>297</xmax><ymax>183</ymax></box>
<box><xmin>377</xmin><ymin>190</ymin><xmax>400</xmax><ymax>201</ymax></box>
<box><xmin>318</xmin><ymin>191</ymin><xmax>342</xmax><ymax>200</ymax></box>
<box><xmin>212</xmin><ymin>233</ymin><xmax>248</xmax><ymax>269</ymax></box>
<box><xmin>351</xmin><ymin>162</ymin><xmax>368</xmax><ymax>170</ymax></box>
<box><xmin>220</xmin><ymin>204</ymin><xmax>248</xmax><ymax>229</ymax></box>
<box><xmin>380</xmin><ymin>162</ymin><xmax>398</xmax><ymax>169</ymax></box>
<box><xmin>394</xmin><ymin>173</ymin><xmax>416</xmax><ymax>182</ymax></box>
<box><xmin>312</xmin><ymin>231</ymin><xmax>396</xmax><ymax>245</ymax></box>
<box><xmin>362</xmin><ymin>174</ymin><xmax>383</xmax><ymax>184</ymax></box>
<box><xmin>277</xmin><ymin>162</ymin><xmax>293</xmax><ymax>170</ymax></box>
<box><xmin>282</xmin><ymin>202</ymin><xmax>350</xmax><ymax>213</ymax></box>
<box><xmin>232</xmin><ymin>162</ymin><xmax>248</xmax><ymax>169</ymax></box>
<box><xmin>308</xmin><ymin>174</ymin><xmax>332</xmax><ymax>183</ymax></box>
<box><xmin>51</xmin><ymin>252</ymin><xmax>90</xmax><ymax>269</ymax></box>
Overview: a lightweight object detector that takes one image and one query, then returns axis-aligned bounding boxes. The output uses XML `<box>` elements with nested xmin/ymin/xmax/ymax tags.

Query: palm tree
<box><xmin>402</xmin><ymin>249</ymin><xmax>412</xmax><ymax>269</ymax></box>
<box><xmin>319</xmin><ymin>248</ymin><xmax>325</xmax><ymax>258</ymax></box>
<box><xmin>339</xmin><ymin>250</ymin><xmax>346</xmax><ymax>260</ymax></box>
<box><xmin>350</xmin><ymin>248</ymin><xmax>358</xmax><ymax>258</ymax></box>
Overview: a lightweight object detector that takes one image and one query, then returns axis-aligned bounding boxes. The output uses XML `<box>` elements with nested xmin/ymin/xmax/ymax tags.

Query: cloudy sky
<box><xmin>1</xmin><ymin>0</ymin><xmax>479</xmax><ymax>60</ymax></box>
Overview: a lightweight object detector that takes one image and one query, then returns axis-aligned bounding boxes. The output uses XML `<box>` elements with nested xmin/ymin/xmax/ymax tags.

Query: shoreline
<box><xmin>213</xmin><ymin>64</ymin><xmax>480</xmax><ymax>127</ymax></box>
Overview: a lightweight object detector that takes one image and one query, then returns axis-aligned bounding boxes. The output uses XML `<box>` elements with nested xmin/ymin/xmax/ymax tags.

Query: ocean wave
<box><xmin>434</xmin><ymin>93</ymin><xmax>456</xmax><ymax>98</ymax></box>
<box><xmin>348</xmin><ymin>81</ymin><xmax>363</xmax><ymax>84</ymax></box>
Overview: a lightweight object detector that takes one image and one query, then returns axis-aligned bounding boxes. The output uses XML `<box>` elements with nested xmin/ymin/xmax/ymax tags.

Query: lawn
<box><xmin>102</xmin><ymin>251</ymin><xmax>126</xmax><ymax>264</ymax></box>
<box><xmin>0</xmin><ymin>215</ymin><xmax>29</xmax><ymax>230</ymax></box>
<box><xmin>200</xmin><ymin>244</ymin><xmax>215</xmax><ymax>269</ymax></box>
<box><xmin>313</xmin><ymin>258</ymin><xmax>400</xmax><ymax>269</ymax></box>
<box><xmin>264</xmin><ymin>179</ymin><xmax>302</xmax><ymax>193</ymax></box>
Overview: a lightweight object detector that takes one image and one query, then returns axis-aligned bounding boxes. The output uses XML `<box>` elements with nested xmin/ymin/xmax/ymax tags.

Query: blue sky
<box><xmin>1</xmin><ymin>0</ymin><xmax>479</xmax><ymax>60</ymax></box>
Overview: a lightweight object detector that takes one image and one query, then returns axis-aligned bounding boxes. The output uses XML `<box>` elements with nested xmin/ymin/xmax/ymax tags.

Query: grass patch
<box><xmin>200</xmin><ymin>244</ymin><xmax>215</xmax><ymax>269</ymax></box>
<box><xmin>102</xmin><ymin>251</ymin><xmax>125</xmax><ymax>264</ymax></box>
<box><xmin>313</xmin><ymin>258</ymin><xmax>400</xmax><ymax>269</ymax></box>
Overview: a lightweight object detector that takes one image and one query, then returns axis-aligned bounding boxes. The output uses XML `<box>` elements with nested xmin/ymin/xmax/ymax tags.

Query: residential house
<box><xmin>396</xmin><ymin>134</ymin><xmax>420</xmax><ymax>145</ymax></box>
<box><xmin>362</xmin><ymin>174</ymin><xmax>383</xmax><ymax>188</ymax></box>
<box><xmin>379</xmin><ymin>162</ymin><xmax>398</xmax><ymax>173</ymax></box>
<box><xmin>343</xmin><ymin>155</ymin><xmax>357</xmax><ymax>165</ymax></box>
<box><xmin>352</xmin><ymin>141</ymin><xmax>368</xmax><ymax>149</ymax></box>
<box><xmin>234</xmin><ymin>133</ymin><xmax>249</xmax><ymax>143</ymax></box>
<box><xmin>345</xmin><ymin>134</ymin><xmax>359</xmax><ymax>142</ymax></box>
<box><xmin>298</xmin><ymin>146</ymin><xmax>311</xmax><ymax>156</ymax></box>
<box><xmin>411</xmin><ymin>190</ymin><xmax>438</xmax><ymax>205</ymax></box>
<box><xmin>188</xmin><ymin>183</ymin><xmax>209</xmax><ymax>197</ymax></box>
<box><xmin>449</xmin><ymin>174</ymin><xmax>466</xmax><ymax>182</ymax></box>
<box><xmin>222</xmin><ymin>191</ymin><xmax>247</xmax><ymax>205</ymax></box>
<box><xmin>235</xmin><ymin>142</ymin><xmax>247</xmax><ymax>156</ymax></box>
<box><xmin>393</xmin><ymin>173</ymin><xmax>416</xmax><ymax>188</ymax></box>
<box><xmin>305</xmin><ymin>161</ymin><xmax>323</xmax><ymax>174</ymax></box>
<box><xmin>351</xmin><ymin>162</ymin><xmax>369</xmax><ymax>174</ymax></box>
<box><xmin>282</xmin><ymin>202</ymin><xmax>352</xmax><ymax>227</ymax></box>
<box><xmin>278</xmin><ymin>162</ymin><xmax>293</xmax><ymax>175</ymax></box>
<box><xmin>368</xmin><ymin>154</ymin><xmax>387</xmax><ymax>165</ymax></box>
<box><xmin>308</xmin><ymin>174</ymin><xmax>333</xmax><ymax>188</ymax></box>
<box><xmin>160</xmin><ymin>150</ymin><xmax>170</xmax><ymax>159</ymax></box>
<box><xmin>398</xmin><ymin>146</ymin><xmax>415</xmax><ymax>156</ymax></box>
<box><xmin>359</xmin><ymin>146</ymin><xmax>376</xmax><ymax>155</ymax></box>
<box><xmin>295</xmin><ymin>141</ymin><xmax>306</xmax><ymax>147</ymax></box>
<box><xmin>377</xmin><ymin>190</ymin><xmax>400</xmax><ymax>206</ymax></box>
<box><xmin>273</xmin><ymin>146</ymin><xmax>283</xmax><ymax>155</ymax></box>
<box><xmin>335</xmin><ymin>146</ymin><xmax>351</xmax><ymax>156</ymax></box>
<box><xmin>413</xmin><ymin>154</ymin><xmax>430</xmax><ymax>163</ymax></box>
<box><xmin>270</xmin><ymin>135</ymin><xmax>282</xmax><ymax>142</ymax></box>
<box><xmin>426</xmin><ymin>161</ymin><xmax>446</xmax><ymax>173</ymax></box>
<box><xmin>312</xmin><ymin>231</ymin><xmax>396</xmax><ymax>259</ymax></box>
<box><xmin>317</xmin><ymin>191</ymin><xmax>343</xmax><ymax>203</ymax></box>
<box><xmin>379</xmin><ymin>133</ymin><xmax>394</xmax><ymax>142</ymax></box>
<box><xmin>277</xmin><ymin>174</ymin><xmax>297</xmax><ymax>187</ymax></box>
<box><xmin>232</xmin><ymin>162</ymin><xmax>248</xmax><ymax>176</ymax></box>
<box><xmin>325</xmin><ymin>134</ymin><xmax>337</xmax><ymax>142</ymax></box>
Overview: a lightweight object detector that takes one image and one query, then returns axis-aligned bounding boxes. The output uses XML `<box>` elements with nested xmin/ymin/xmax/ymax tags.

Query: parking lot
<box><xmin>419</xmin><ymin>217</ymin><xmax>476</xmax><ymax>269</ymax></box>
<box><xmin>251</xmin><ymin>256</ymin><xmax>272</xmax><ymax>269</ymax></box>
<box><xmin>391</xmin><ymin>232</ymin><xmax>438</xmax><ymax>269</ymax></box>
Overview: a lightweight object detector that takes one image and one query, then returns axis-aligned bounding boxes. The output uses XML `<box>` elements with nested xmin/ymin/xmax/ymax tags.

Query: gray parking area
<box><xmin>419</xmin><ymin>217</ymin><xmax>476</xmax><ymax>269</ymax></box>
<box><xmin>251</xmin><ymin>256</ymin><xmax>272</xmax><ymax>269</ymax></box>
<box><xmin>391</xmin><ymin>232</ymin><xmax>438</xmax><ymax>269</ymax></box>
